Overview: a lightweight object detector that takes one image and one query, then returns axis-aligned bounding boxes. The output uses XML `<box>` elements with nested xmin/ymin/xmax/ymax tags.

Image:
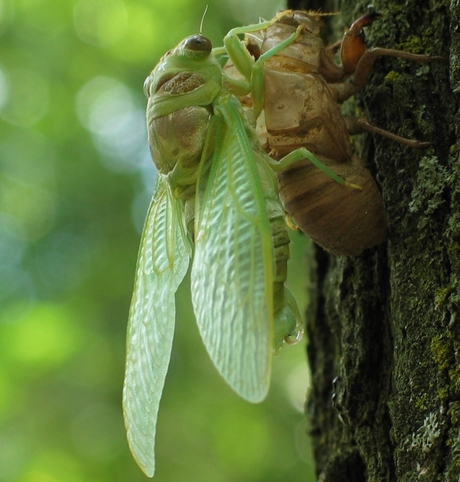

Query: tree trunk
<box><xmin>287</xmin><ymin>0</ymin><xmax>459</xmax><ymax>480</ymax></box>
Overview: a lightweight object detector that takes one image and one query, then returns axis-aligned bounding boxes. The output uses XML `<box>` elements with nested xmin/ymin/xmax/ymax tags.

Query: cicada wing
<box><xmin>123</xmin><ymin>177</ymin><xmax>191</xmax><ymax>477</ymax></box>
<box><xmin>191</xmin><ymin>101</ymin><xmax>274</xmax><ymax>403</ymax></box>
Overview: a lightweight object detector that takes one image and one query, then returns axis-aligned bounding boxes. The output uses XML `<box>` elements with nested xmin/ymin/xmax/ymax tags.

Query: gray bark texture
<box><xmin>286</xmin><ymin>0</ymin><xmax>459</xmax><ymax>480</ymax></box>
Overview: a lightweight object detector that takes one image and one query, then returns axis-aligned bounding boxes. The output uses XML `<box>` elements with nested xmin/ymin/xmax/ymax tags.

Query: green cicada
<box><xmin>123</xmin><ymin>13</ymin><xmax>350</xmax><ymax>477</ymax></box>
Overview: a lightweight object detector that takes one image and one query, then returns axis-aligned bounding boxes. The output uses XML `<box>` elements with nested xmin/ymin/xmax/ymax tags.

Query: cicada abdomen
<box><xmin>252</xmin><ymin>148</ymin><xmax>302</xmax><ymax>344</ymax></box>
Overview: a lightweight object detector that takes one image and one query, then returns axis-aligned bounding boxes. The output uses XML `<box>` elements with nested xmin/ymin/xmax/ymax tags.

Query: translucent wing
<box><xmin>191</xmin><ymin>99</ymin><xmax>274</xmax><ymax>403</ymax></box>
<box><xmin>123</xmin><ymin>177</ymin><xmax>191</xmax><ymax>477</ymax></box>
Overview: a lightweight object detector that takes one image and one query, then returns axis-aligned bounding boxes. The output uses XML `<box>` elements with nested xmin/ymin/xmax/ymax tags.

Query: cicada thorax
<box><xmin>147</xmin><ymin>71</ymin><xmax>213</xmax><ymax>187</ymax></box>
<box><xmin>149</xmin><ymin>103</ymin><xmax>212</xmax><ymax>233</ymax></box>
<box><xmin>259</xmin><ymin>11</ymin><xmax>387</xmax><ymax>256</ymax></box>
<box><xmin>146</xmin><ymin>64</ymin><xmax>218</xmax><ymax>238</ymax></box>
<box><xmin>149</xmin><ymin>106</ymin><xmax>211</xmax><ymax>178</ymax></box>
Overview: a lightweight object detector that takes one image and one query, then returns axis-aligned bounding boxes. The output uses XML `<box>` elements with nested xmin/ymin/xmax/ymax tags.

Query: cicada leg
<box><xmin>351</xmin><ymin>47</ymin><xmax>446</xmax><ymax>92</ymax></box>
<box><xmin>344</xmin><ymin>116</ymin><xmax>432</xmax><ymax>148</ymax></box>
<box><xmin>268</xmin><ymin>147</ymin><xmax>362</xmax><ymax>191</ymax></box>
<box><xmin>321</xmin><ymin>9</ymin><xmax>445</xmax><ymax>95</ymax></box>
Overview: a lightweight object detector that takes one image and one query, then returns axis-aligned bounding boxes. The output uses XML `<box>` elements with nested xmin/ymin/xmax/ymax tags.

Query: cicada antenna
<box><xmin>200</xmin><ymin>5</ymin><xmax>209</xmax><ymax>35</ymax></box>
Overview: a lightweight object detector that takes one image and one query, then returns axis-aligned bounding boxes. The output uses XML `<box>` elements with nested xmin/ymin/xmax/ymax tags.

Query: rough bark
<box><xmin>286</xmin><ymin>0</ymin><xmax>459</xmax><ymax>480</ymax></box>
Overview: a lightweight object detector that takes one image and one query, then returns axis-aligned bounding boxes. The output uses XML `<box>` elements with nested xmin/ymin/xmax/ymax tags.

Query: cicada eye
<box><xmin>183</xmin><ymin>35</ymin><xmax>212</xmax><ymax>54</ymax></box>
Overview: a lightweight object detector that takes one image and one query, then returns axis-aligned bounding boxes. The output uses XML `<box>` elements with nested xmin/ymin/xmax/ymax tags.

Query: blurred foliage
<box><xmin>0</xmin><ymin>0</ymin><xmax>316</xmax><ymax>480</ymax></box>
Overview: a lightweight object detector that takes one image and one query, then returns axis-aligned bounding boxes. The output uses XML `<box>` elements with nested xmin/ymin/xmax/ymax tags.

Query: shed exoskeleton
<box><xmin>229</xmin><ymin>10</ymin><xmax>443</xmax><ymax>256</ymax></box>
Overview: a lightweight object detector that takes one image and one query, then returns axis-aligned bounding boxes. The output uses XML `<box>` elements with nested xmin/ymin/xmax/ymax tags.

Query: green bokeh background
<box><xmin>0</xmin><ymin>0</ymin><xmax>316</xmax><ymax>480</ymax></box>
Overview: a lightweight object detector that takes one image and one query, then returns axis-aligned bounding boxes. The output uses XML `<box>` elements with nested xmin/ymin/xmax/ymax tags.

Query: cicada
<box><xmin>122</xmin><ymin>13</ymin><xmax>332</xmax><ymax>477</ymax></box>
<box><xmin>226</xmin><ymin>10</ymin><xmax>443</xmax><ymax>256</ymax></box>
